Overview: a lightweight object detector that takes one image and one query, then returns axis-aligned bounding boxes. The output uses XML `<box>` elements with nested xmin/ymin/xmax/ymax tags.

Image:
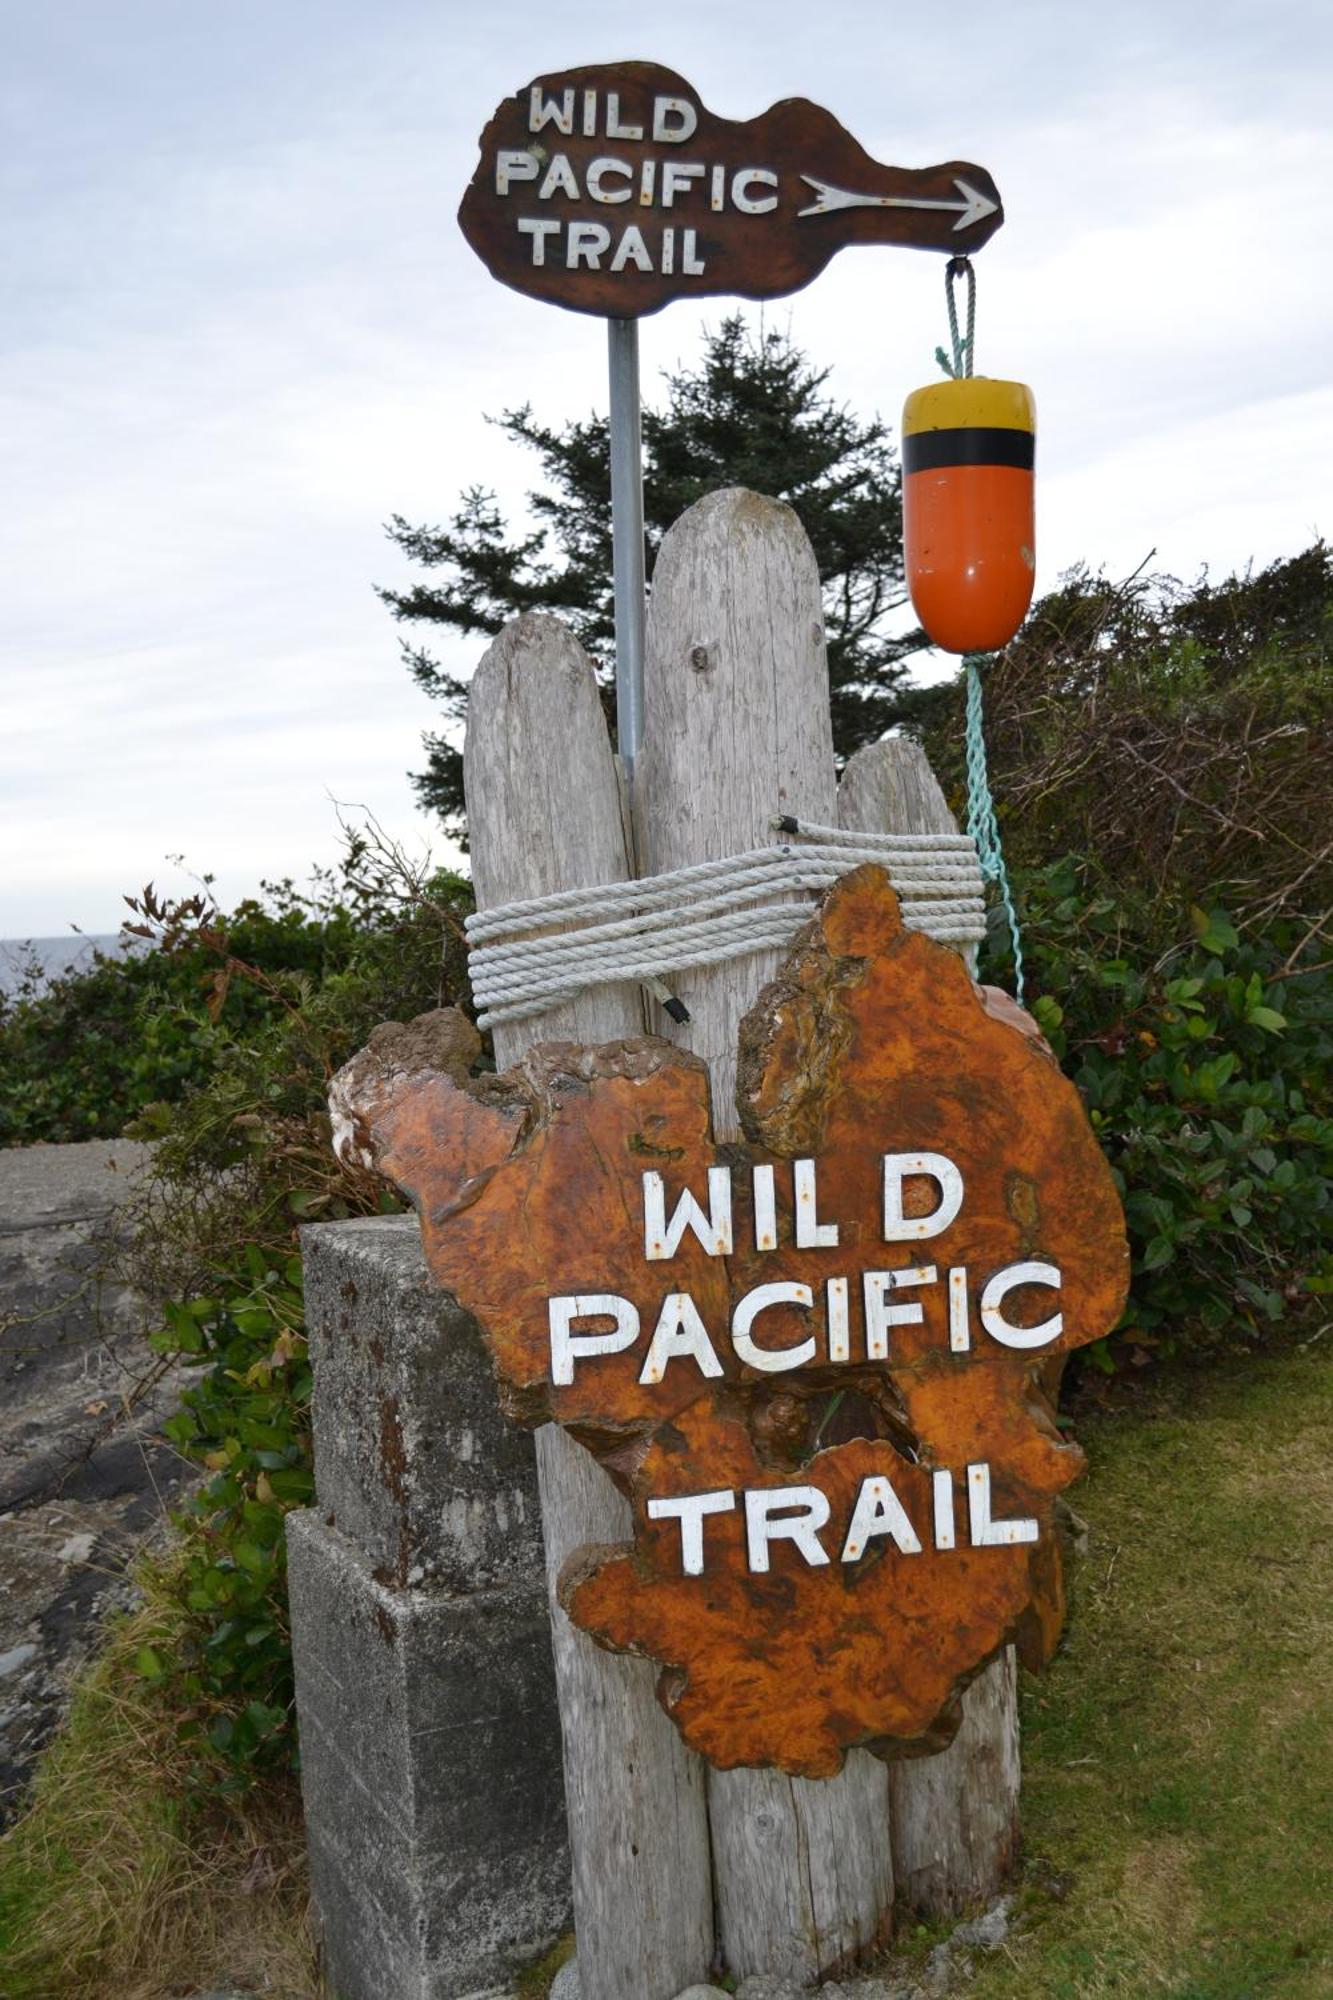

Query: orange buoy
<box><xmin>902</xmin><ymin>377</ymin><xmax>1036</xmax><ymax>654</ymax></box>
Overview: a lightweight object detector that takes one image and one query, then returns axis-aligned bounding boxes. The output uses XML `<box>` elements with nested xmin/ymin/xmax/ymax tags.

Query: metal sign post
<box><xmin>607</xmin><ymin>317</ymin><xmax>646</xmax><ymax>789</ymax></box>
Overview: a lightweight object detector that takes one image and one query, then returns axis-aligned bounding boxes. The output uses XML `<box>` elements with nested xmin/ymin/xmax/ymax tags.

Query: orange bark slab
<box><xmin>562</xmin><ymin>1395</ymin><xmax>1060</xmax><ymax>1776</ymax></box>
<box><xmin>335</xmin><ymin>1033</ymin><xmax>738</xmax><ymax>1437</ymax></box>
<box><xmin>332</xmin><ymin>868</ymin><xmax>1129</xmax><ymax>1772</ymax></box>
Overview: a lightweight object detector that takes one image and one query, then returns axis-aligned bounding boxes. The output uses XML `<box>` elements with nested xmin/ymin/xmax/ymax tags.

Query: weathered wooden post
<box><xmin>638</xmin><ymin>491</ymin><xmax>894</xmax><ymax>1977</ymax></box>
<box><xmin>463</xmin><ymin>616</ymin><xmax>715</xmax><ymax>1997</ymax></box>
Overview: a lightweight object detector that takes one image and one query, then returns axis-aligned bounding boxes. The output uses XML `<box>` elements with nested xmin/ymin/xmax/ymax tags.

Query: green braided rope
<box><xmin>965</xmin><ymin>657</ymin><xmax>1024</xmax><ymax>1001</ymax></box>
<box><xmin>935</xmin><ymin>256</ymin><xmax>976</xmax><ymax>380</ymax></box>
<box><xmin>929</xmin><ymin>256</ymin><xmax>1023</xmax><ymax>1000</ymax></box>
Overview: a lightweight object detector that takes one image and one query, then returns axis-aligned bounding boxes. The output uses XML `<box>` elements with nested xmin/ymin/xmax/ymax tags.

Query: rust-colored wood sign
<box><xmin>458</xmin><ymin>63</ymin><xmax>1004</xmax><ymax>318</ymax></box>
<box><xmin>334</xmin><ymin>870</ymin><xmax>1127</xmax><ymax>1777</ymax></box>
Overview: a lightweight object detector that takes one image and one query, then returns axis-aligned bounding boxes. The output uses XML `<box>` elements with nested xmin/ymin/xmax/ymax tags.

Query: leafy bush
<box><xmin>914</xmin><ymin>545</ymin><xmax>1333</xmax><ymax>1372</ymax></box>
<box><xmin>140</xmin><ymin>1252</ymin><xmax>315</xmax><ymax>1782</ymax></box>
<box><xmin>92</xmin><ymin>837</ymin><xmax>476</xmax><ymax>1783</ymax></box>
<box><xmin>917</xmin><ymin>541</ymin><xmax>1332</xmax><ymax>940</ymax></box>
<box><xmin>988</xmin><ymin>860</ymin><xmax>1332</xmax><ymax>1369</ymax></box>
<box><xmin>0</xmin><ymin>894</ymin><xmax>365</xmax><ymax>1147</ymax></box>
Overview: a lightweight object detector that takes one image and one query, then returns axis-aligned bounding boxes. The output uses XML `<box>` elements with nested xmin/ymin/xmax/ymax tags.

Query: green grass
<box><xmin>965</xmin><ymin>1338</ymin><xmax>1333</xmax><ymax>1998</ymax></box>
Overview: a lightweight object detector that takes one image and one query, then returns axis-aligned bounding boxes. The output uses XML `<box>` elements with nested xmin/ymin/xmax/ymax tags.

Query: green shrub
<box><xmin>916</xmin><ymin>542</ymin><xmax>1332</xmax><ymax>941</ymax></box>
<box><xmin>916</xmin><ymin>544</ymin><xmax>1333</xmax><ymax>1371</ymax></box>
<box><xmin>92</xmin><ymin>848</ymin><xmax>476</xmax><ymax>1784</ymax></box>
<box><xmin>0</xmin><ymin>895</ymin><xmax>367</xmax><ymax>1147</ymax></box>
<box><xmin>987</xmin><ymin>860</ymin><xmax>1333</xmax><ymax>1367</ymax></box>
<box><xmin>140</xmin><ymin>1251</ymin><xmax>315</xmax><ymax>1782</ymax></box>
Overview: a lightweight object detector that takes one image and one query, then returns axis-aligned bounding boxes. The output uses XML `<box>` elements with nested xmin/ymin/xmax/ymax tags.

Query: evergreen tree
<box><xmin>381</xmin><ymin>317</ymin><xmax>917</xmax><ymax>831</ymax></box>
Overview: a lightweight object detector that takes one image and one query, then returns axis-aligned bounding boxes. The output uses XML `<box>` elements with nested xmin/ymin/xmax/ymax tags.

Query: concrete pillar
<box><xmin>288</xmin><ymin>1216</ymin><xmax>569</xmax><ymax>1998</ymax></box>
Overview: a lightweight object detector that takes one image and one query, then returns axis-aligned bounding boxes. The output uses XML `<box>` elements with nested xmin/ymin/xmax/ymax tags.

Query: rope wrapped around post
<box><xmin>466</xmin><ymin>818</ymin><xmax>988</xmax><ymax>1030</ymax></box>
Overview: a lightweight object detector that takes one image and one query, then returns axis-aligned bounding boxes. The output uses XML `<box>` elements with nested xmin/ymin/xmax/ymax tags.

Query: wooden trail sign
<box><xmin>334</xmin><ymin>868</ymin><xmax>1128</xmax><ymax>1778</ymax></box>
<box><xmin>326</xmin><ymin>493</ymin><xmax>1091</xmax><ymax>1989</ymax></box>
<box><xmin>459</xmin><ymin>62</ymin><xmax>1004</xmax><ymax>318</ymax></box>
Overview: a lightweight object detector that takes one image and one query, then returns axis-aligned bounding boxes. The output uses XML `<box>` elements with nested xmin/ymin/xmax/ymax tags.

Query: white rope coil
<box><xmin>467</xmin><ymin>819</ymin><xmax>987</xmax><ymax>1031</ymax></box>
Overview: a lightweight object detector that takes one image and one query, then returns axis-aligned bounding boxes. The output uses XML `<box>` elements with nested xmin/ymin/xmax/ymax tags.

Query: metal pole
<box><xmin>607</xmin><ymin>316</ymin><xmax>646</xmax><ymax>788</ymax></box>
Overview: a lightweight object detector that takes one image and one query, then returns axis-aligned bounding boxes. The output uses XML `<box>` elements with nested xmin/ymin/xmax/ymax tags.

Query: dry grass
<box><xmin>0</xmin><ymin>1565</ymin><xmax>317</xmax><ymax>2000</ymax></box>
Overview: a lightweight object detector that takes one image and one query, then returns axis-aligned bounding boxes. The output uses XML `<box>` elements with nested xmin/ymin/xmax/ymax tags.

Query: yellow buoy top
<box><xmin>902</xmin><ymin>377</ymin><xmax>1036</xmax><ymax>438</ymax></box>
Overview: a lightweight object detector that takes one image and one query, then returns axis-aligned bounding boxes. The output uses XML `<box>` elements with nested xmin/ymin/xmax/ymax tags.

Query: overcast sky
<box><xmin>3</xmin><ymin>0</ymin><xmax>1329</xmax><ymax>936</ymax></box>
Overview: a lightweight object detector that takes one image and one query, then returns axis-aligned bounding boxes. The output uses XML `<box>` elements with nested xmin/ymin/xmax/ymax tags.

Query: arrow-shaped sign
<box><xmin>460</xmin><ymin>65</ymin><xmax>1005</xmax><ymax>318</ymax></box>
<box><xmin>799</xmin><ymin>174</ymin><xmax>1000</xmax><ymax>232</ymax></box>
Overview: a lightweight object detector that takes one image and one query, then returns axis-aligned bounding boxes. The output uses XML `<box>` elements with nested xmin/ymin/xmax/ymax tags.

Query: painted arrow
<box><xmin>799</xmin><ymin>173</ymin><xmax>1000</xmax><ymax>231</ymax></box>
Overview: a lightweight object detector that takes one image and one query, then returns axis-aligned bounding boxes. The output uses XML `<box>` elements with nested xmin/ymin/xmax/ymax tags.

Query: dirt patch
<box><xmin>1118</xmin><ymin>1833</ymin><xmax>1202</xmax><ymax>1960</ymax></box>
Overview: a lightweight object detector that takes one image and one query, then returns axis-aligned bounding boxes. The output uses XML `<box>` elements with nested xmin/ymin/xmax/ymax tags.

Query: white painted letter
<box><xmin>643</xmin><ymin>1166</ymin><xmax>733</xmax><ymax>1260</ymax></box>
<box><xmin>682</xmin><ymin>229</ymin><xmax>705</xmax><ymax>275</ymax></box>
<box><xmin>609</xmin><ymin>225</ymin><xmax>653</xmax><ymax>273</ymax></box>
<box><xmin>661</xmin><ymin>161</ymin><xmax>706</xmax><ymax>206</ymax></box>
<box><xmin>745</xmin><ymin>1485</ymin><xmax>831</xmax><ymax>1572</ymax></box>
<box><xmin>605</xmin><ymin>92</ymin><xmax>643</xmax><ymax>141</ymax></box>
<box><xmin>840</xmin><ymin>1474</ymin><xmax>923</xmax><ymax>1561</ymax></box>
<box><xmin>883</xmin><ymin>1152</ymin><xmax>965</xmax><ymax>1241</ymax></box>
<box><xmin>517</xmin><ymin>218</ymin><xmax>561</xmax><ymax>266</ymax></box>
<box><xmin>948</xmin><ymin>1266</ymin><xmax>971</xmax><ymax>1352</ymax></box>
<box><xmin>752</xmin><ymin>1162</ymin><xmax>778</xmax><ymax>1251</ymax></box>
<box><xmin>968</xmin><ymin>1462</ymin><xmax>1039</xmax><ymax>1546</ymax></box>
<box><xmin>826</xmin><ymin>1276</ymin><xmax>850</xmax><ymax>1362</ymax></box>
<box><xmin>647</xmin><ymin>1488</ymin><xmax>735</xmax><ymax>1575</ymax></box>
<box><xmin>587</xmin><ymin>156</ymin><xmax>633</xmax><ymax>204</ymax></box>
<box><xmin>732</xmin><ymin>1282</ymin><xmax>816</xmax><ymax>1374</ymax></box>
<box><xmin>794</xmin><ymin>1158</ymin><xmax>839</xmax><ymax>1248</ymax></box>
<box><xmin>548</xmin><ymin>1294</ymin><xmax>639</xmax><ymax>1385</ymax></box>
<box><xmin>538</xmin><ymin>153</ymin><xmax>580</xmax><ymax>201</ymax></box>
<box><xmin>653</xmin><ymin>95</ymin><xmax>698</xmax><ymax>143</ymax></box>
<box><xmin>933</xmin><ymin>1468</ymin><xmax>957</xmax><ymax>1550</ymax></box>
<box><xmin>495</xmin><ymin>149</ymin><xmax>539</xmax><ymax>195</ymax></box>
<box><xmin>732</xmin><ymin>167</ymin><xmax>779</xmax><ymax>213</ymax></box>
<box><xmin>566</xmin><ymin>222</ymin><xmax>610</xmax><ymax>269</ymax></box>
<box><xmin>638</xmin><ymin>1292</ymin><xmax>724</xmax><ymax>1385</ymax></box>
<box><xmin>529</xmin><ymin>86</ymin><xmax>574</xmax><ymax>135</ymax></box>
<box><xmin>863</xmin><ymin>1266</ymin><xmax>937</xmax><ymax>1360</ymax></box>
<box><xmin>980</xmin><ymin>1262</ymin><xmax>1063</xmax><ymax>1349</ymax></box>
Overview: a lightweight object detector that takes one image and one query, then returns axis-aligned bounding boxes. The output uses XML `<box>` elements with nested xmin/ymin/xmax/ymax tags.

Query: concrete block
<box><xmin>288</xmin><ymin>1510</ymin><xmax>569</xmax><ymax>1999</ymax></box>
<box><xmin>301</xmin><ymin>1217</ymin><xmax>543</xmax><ymax>1592</ymax></box>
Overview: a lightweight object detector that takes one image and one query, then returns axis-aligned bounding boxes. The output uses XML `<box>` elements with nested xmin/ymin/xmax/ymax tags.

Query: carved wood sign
<box><xmin>334</xmin><ymin>871</ymin><xmax>1127</xmax><ymax>1777</ymax></box>
<box><xmin>458</xmin><ymin>63</ymin><xmax>1004</xmax><ymax>318</ymax></box>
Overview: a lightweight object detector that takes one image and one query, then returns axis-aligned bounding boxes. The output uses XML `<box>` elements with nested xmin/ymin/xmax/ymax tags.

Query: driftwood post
<box><xmin>450</xmin><ymin>493</ymin><xmax>1021</xmax><ymax>1993</ymax></box>
<box><xmin>639</xmin><ymin>490</ymin><xmax>896</xmax><ymax>1978</ymax></box>
<box><xmin>838</xmin><ymin>737</ymin><xmax>1021</xmax><ymax>1912</ymax></box>
<box><xmin>463</xmin><ymin>616</ymin><xmax>715</xmax><ymax>1999</ymax></box>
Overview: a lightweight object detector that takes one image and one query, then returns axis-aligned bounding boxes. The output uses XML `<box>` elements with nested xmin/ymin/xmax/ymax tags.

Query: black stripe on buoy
<box><xmin>903</xmin><ymin>427</ymin><xmax>1035</xmax><ymax>474</ymax></box>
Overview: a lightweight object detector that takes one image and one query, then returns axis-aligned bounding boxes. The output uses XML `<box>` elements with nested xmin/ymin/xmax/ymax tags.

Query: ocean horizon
<box><xmin>0</xmin><ymin>933</ymin><xmax>145</xmax><ymax>998</ymax></box>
